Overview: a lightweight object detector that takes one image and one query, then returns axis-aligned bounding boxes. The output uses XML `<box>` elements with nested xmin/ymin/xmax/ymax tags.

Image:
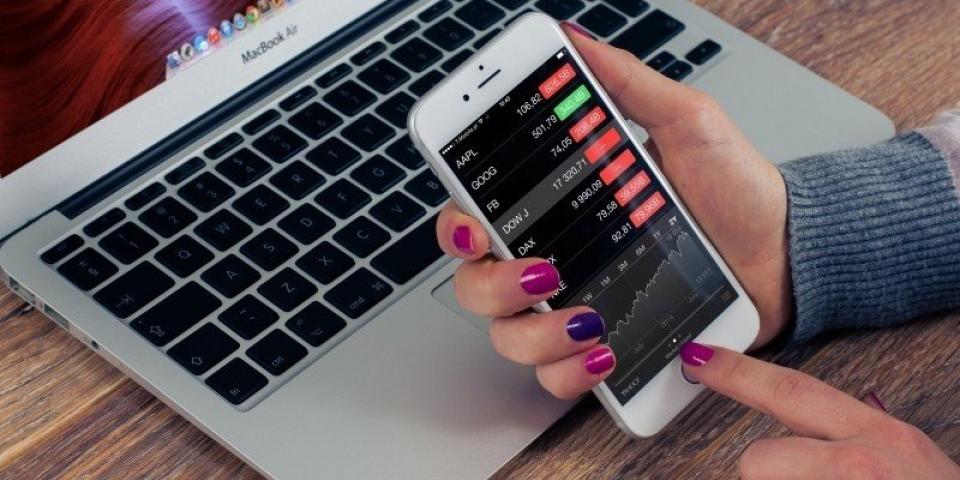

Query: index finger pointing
<box><xmin>680</xmin><ymin>343</ymin><xmax>879</xmax><ymax>440</ymax></box>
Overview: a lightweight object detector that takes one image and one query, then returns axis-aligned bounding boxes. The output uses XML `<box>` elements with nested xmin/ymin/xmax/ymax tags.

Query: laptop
<box><xmin>0</xmin><ymin>0</ymin><xmax>893</xmax><ymax>477</ymax></box>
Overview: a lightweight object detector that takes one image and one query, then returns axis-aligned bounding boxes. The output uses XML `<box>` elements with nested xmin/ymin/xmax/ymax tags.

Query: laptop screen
<box><xmin>0</xmin><ymin>0</ymin><xmax>296</xmax><ymax>177</ymax></box>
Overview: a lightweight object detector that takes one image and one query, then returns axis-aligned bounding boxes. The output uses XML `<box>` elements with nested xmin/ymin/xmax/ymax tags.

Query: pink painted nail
<box><xmin>560</xmin><ymin>21</ymin><xmax>596</xmax><ymax>40</ymax></box>
<box><xmin>519</xmin><ymin>263</ymin><xmax>560</xmax><ymax>295</ymax></box>
<box><xmin>679</xmin><ymin>342</ymin><xmax>714</xmax><ymax>367</ymax></box>
<box><xmin>453</xmin><ymin>225</ymin><xmax>475</xmax><ymax>254</ymax></box>
<box><xmin>865</xmin><ymin>392</ymin><xmax>888</xmax><ymax>412</ymax></box>
<box><xmin>584</xmin><ymin>347</ymin><xmax>615</xmax><ymax>375</ymax></box>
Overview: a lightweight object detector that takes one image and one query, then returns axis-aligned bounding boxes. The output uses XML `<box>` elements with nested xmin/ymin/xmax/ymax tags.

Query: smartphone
<box><xmin>407</xmin><ymin>13</ymin><xmax>759</xmax><ymax>437</ymax></box>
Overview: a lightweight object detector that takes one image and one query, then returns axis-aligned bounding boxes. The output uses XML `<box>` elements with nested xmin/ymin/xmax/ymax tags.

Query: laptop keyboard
<box><xmin>38</xmin><ymin>0</ymin><xmax>724</xmax><ymax>408</ymax></box>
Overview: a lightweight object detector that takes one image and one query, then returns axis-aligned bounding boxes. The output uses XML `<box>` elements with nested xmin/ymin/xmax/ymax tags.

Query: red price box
<box><xmin>569</xmin><ymin>106</ymin><xmax>606</xmax><ymax>142</ymax></box>
<box><xmin>585</xmin><ymin>128</ymin><xmax>621</xmax><ymax>164</ymax></box>
<box><xmin>599</xmin><ymin>149</ymin><xmax>637</xmax><ymax>185</ymax></box>
<box><xmin>629</xmin><ymin>191</ymin><xmax>666</xmax><ymax>227</ymax></box>
<box><xmin>614</xmin><ymin>170</ymin><xmax>651</xmax><ymax>206</ymax></box>
<box><xmin>539</xmin><ymin>63</ymin><xmax>576</xmax><ymax>99</ymax></box>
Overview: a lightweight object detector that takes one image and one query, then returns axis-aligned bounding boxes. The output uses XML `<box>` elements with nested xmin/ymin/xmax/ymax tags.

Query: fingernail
<box><xmin>453</xmin><ymin>225</ymin><xmax>475</xmax><ymax>254</ymax></box>
<box><xmin>560</xmin><ymin>21</ymin><xmax>597</xmax><ymax>40</ymax></box>
<box><xmin>567</xmin><ymin>312</ymin><xmax>605</xmax><ymax>341</ymax></box>
<box><xmin>865</xmin><ymin>392</ymin><xmax>888</xmax><ymax>412</ymax></box>
<box><xmin>584</xmin><ymin>347</ymin><xmax>615</xmax><ymax>375</ymax></box>
<box><xmin>679</xmin><ymin>342</ymin><xmax>714</xmax><ymax>367</ymax></box>
<box><xmin>520</xmin><ymin>263</ymin><xmax>560</xmax><ymax>295</ymax></box>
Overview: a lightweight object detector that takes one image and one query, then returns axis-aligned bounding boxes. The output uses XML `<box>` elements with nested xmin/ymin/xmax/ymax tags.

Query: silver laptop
<box><xmin>0</xmin><ymin>0</ymin><xmax>892</xmax><ymax>478</ymax></box>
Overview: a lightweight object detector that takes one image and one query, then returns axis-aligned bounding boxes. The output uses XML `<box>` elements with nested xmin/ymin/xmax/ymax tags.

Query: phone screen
<box><xmin>438</xmin><ymin>48</ymin><xmax>739</xmax><ymax>405</ymax></box>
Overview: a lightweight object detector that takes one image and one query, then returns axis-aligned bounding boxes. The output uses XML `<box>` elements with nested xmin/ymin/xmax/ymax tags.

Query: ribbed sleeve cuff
<box><xmin>779</xmin><ymin>133</ymin><xmax>960</xmax><ymax>342</ymax></box>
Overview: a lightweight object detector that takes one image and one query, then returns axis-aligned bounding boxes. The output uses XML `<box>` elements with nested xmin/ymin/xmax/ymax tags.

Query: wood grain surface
<box><xmin>2</xmin><ymin>1</ymin><xmax>960</xmax><ymax>478</ymax></box>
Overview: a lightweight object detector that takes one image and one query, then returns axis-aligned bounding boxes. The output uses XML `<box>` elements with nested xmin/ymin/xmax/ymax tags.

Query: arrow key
<box><xmin>168</xmin><ymin>323</ymin><xmax>239</xmax><ymax>375</ymax></box>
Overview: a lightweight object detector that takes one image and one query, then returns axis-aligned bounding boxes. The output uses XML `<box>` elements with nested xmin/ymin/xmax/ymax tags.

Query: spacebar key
<box><xmin>611</xmin><ymin>10</ymin><xmax>685</xmax><ymax>60</ymax></box>
<box><xmin>371</xmin><ymin>215</ymin><xmax>443</xmax><ymax>284</ymax></box>
<box><xmin>131</xmin><ymin>282</ymin><xmax>222</xmax><ymax>346</ymax></box>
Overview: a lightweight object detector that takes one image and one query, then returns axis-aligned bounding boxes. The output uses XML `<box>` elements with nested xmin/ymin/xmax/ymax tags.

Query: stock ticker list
<box><xmin>440</xmin><ymin>49</ymin><xmax>738</xmax><ymax>404</ymax></box>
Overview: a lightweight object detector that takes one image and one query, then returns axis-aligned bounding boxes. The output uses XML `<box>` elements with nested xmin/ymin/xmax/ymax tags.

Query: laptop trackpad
<box><xmin>432</xmin><ymin>276</ymin><xmax>490</xmax><ymax>334</ymax></box>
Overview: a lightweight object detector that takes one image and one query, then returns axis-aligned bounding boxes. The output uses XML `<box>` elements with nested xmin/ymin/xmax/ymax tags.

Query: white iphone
<box><xmin>407</xmin><ymin>13</ymin><xmax>759</xmax><ymax>437</ymax></box>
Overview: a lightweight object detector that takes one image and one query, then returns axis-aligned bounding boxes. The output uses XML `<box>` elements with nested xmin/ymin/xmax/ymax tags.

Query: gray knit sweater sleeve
<box><xmin>779</xmin><ymin>114</ymin><xmax>960</xmax><ymax>342</ymax></box>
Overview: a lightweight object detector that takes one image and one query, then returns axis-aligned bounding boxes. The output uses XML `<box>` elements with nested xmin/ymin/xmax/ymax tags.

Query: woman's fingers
<box><xmin>739</xmin><ymin>437</ymin><xmax>839</xmax><ymax>480</ymax></box>
<box><xmin>490</xmin><ymin>307</ymin><xmax>604</xmax><ymax>365</ymax></box>
<box><xmin>536</xmin><ymin>345</ymin><xmax>616</xmax><ymax>399</ymax></box>
<box><xmin>453</xmin><ymin>257</ymin><xmax>559</xmax><ymax>317</ymax></box>
<box><xmin>679</xmin><ymin>343</ymin><xmax>880</xmax><ymax>440</ymax></box>
<box><xmin>436</xmin><ymin>201</ymin><xmax>490</xmax><ymax>261</ymax></box>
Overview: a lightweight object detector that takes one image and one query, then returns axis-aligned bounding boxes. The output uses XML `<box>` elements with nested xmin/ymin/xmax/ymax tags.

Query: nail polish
<box><xmin>584</xmin><ymin>347</ymin><xmax>615</xmax><ymax>375</ymax></box>
<box><xmin>567</xmin><ymin>312</ymin><xmax>605</xmax><ymax>341</ymax></box>
<box><xmin>453</xmin><ymin>225</ymin><xmax>474</xmax><ymax>254</ymax></box>
<box><xmin>679</xmin><ymin>342</ymin><xmax>714</xmax><ymax>367</ymax></box>
<box><xmin>520</xmin><ymin>263</ymin><xmax>560</xmax><ymax>295</ymax></box>
<box><xmin>866</xmin><ymin>392</ymin><xmax>888</xmax><ymax>412</ymax></box>
<box><xmin>560</xmin><ymin>21</ymin><xmax>596</xmax><ymax>40</ymax></box>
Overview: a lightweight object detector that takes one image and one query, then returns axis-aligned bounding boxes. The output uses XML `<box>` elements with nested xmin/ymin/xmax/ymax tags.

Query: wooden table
<box><xmin>3</xmin><ymin>1</ymin><xmax>960</xmax><ymax>478</ymax></box>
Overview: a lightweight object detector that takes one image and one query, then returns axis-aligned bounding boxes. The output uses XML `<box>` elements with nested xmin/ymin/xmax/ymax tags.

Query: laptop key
<box><xmin>258</xmin><ymin>268</ymin><xmax>318</xmax><ymax>312</ymax></box>
<box><xmin>253</xmin><ymin>125</ymin><xmax>307</xmax><ymax>163</ymax></box>
<box><xmin>100</xmin><ymin>222</ymin><xmax>159</xmax><ymax>264</ymax></box>
<box><xmin>441</xmin><ymin>49</ymin><xmax>473</xmax><ymax>73</ymax></box>
<box><xmin>646</xmin><ymin>51</ymin><xmax>676</xmax><ymax>71</ymax></box>
<box><xmin>289</xmin><ymin>102</ymin><xmax>343</xmax><ymax>140</ymax></box>
<box><xmin>247</xmin><ymin>330</ymin><xmax>307</xmax><ymax>376</ymax></box>
<box><xmin>155</xmin><ymin>235</ymin><xmax>214</xmax><ymax>277</ymax></box>
<box><xmin>278</xmin><ymin>85</ymin><xmax>317</xmax><ymax>111</ymax></box>
<box><xmin>385</xmin><ymin>136</ymin><xmax>425</xmax><ymax>169</ymax></box>
<box><xmin>58</xmin><ymin>248</ymin><xmax>118</xmax><ymax>290</ymax></box>
<box><xmin>286</xmin><ymin>302</ymin><xmax>346</xmax><ymax>347</ymax></box>
<box><xmin>376</xmin><ymin>92</ymin><xmax>416</xmax><ymax>129</ymax></box>
<box><xmin>131</xmin><ymin>282</ymin><xmax>222</xmax><ymax>346</ymax></box>
<box><xmin>404</xmin><ymin>169</ymin><xmax>450</xmax><ymax>207</ymax></box>
<box><xmin>178</xmin><ymin>172</ymin><xmax>236</xmax><ymax>212</ymax></box>
<box><xmin>216</xmin><ymin>148</ymin><xmax>272</xmax><ymax>187</ymax></box>
<box><xmin>42</xmin><ymin>234</ymin><xmax>84</xmax><ymax>264</ymax></box>
<box><xmin>206</xmin><ymin>358</ymin><xmax>268</xmax><ymax>405</ymax></box>
<box><xmin>195</xmin><ymin>209</ymin><xmax>253</xmax><ymax>251</ymax></box>
<box><xmin>419</xmin><ymin>0</ymin><xmax>453</xmax><ymax>22</ymax></box>
<box><xmin>202</xmin><ymin>254</ymin><xmax>261</xmax><ymax>298</ymax></box>
<box><xmin>577</xmin><ymin>4</ymin><xmax>627</xmax><ymax>37</ymax></box>
<box><xmin>168</xmin><ymin>323</ymin><xmax>239</xmax><ymax>375</ymax></box>
<box><xmin>323</xmin><ymin>80</ymin><xmax>376</xmax><ymax>116</ymax></box>
<box><xmin>93</xmin><ymin>262</ymin><xmax>174</xmax><ymax>319</ymax></box>
<box><xmin>358</xmin><ymin>59</ymin><xmax>410</xmax><ymax>94</ymax></box>
<box><xmin>370</xmin><ymin>191</ymin><xmax>427</xmax><ymax>232</ymax></box>
<box><xmin>424</xmin><ymin>18</ymin><xmax>475</xmax><ymax>51</ymax></box>
<box><xmin>350</xmin><ymin>41</ymin><xmax>386</xmax><ymax>66</ymax></box>
<box><xmin>306</xmin><ymin>137</ymin><xmax>362</xmax><ymax>175</ymax></box>
<box><xmin>664</xmin><ymin>60</ymin><xmax>693</xmax><ymax>81</ymax></box>
<box><xmin>333</xmin><ymin>216</ymin><xmax>391</xmax><ymax>257</ymax></box>
<box><xmin>473</xmin><ymin>28</ymin><xmax>501</xmax><ymax>49</ymax></box>
<box><xmin>456</xmin><ymin>0</ymin><xmax>506</xmax><ymax>30</ymax></box>
<box><xmin>233</xmin><ymin>185</ymin><xmax>291</xmax><ymax>225</ymax></box>
<box><xmin>392</xmin><ymin>38</ymin><xmax>442</xmax><ymax>73</ymax></box>
<box><xmin>316</xmin><ymin>179</ymin><xmax>371</xmax><ymax>219</ymax></box>
<box><xmin>324</xmin><ymin>268</ymin><xmax>393</xmax><ymax>319</ymax></box>
<box><xmin>372</xmin><ymin>215</ymin><xmax>443</xmax><ymax>284</ymax></box>
<box><xmin>296</xmin><ymin>241</ymin><xmax>355</xmax><ymax>284</ymax></box>
<box><xmin>535</xmin><ymin>0</ymin><xmax>586</xmax><ymax>20</ymax></box>
<box><xmin>83</xmin><ymin>208</ymin><xmax>125</xmax><ymax>237</ymax></box>
<box><xmin>604</xmin><ymin>0</ymin><xmax>649</xmax><ymax>17</ymax></box>
<box><xmin>139</xmin><ymin>197</ymin><xmax>198</xmax><ymax>238</ymax></box>
<box><xmin>165</xmin><ymin>157</ymin><xmax>205</xmax><ymax>185</ymax></box>
<box><xmin>240</xmin><ymin>228</ymin><xmax>298</xmax><ymax>271</ymax></box>
<box><xmin>204</xmin><ymin>132</ymin><xmax>243</xmax><ymax>160</ymax></box>
<box><xmin>242</xmin><ymin>109</ymin><xmax>280</xmax><ymax>135</ymax></box>
<box><xmin>611</xmin><ymin>10</ymin><xmax>685</xmax><ymax>60</ymax></box>
<box><xmin>342</xmin><ymin>114</ymin><xmax>396</xmax><ymax>152</ymax></box>
<box><xmin>125</xmin><ymin>182</ymin><xmax>167</xmax><ymax>210</ymax></box>
<box><xmin>219</xmin><ymin>295</ymin><xmax>279</xmax><ymax>339</ymax></box>
<box><xmin>686</xmin><ymin>39</ymin><xmax>722</xmax><ymax>65</ymax></box>
<box><xmin>351</xmin><ymin>155</ymin><xmax>406</xmax><ymax>194</ymax></box>
<box><xmin>278</xmin><ymin>204</ymin><xmax>335</xmax><ymax>244</ymax></box>
<box><xmin>270</xmin><ymin>160</ymin><xmax>325</xmax><ymax>200</ymax></box>
<box><xmin>316</xmin><ymin>63</ymin><xmax>352</xmax><ymax>88</ymax></box>
<box><xmin>409</xmin><ymin>70</ymin><xmax>445</xmax><ymax>97</ymax></box>
<box><xmin>385</xmin><ymin>20</ymin><xmax>420</xmax><ymax>44</ymax></box>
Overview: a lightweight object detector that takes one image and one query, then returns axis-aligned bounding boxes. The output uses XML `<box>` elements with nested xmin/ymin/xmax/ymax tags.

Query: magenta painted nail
<box><xmin>453</xmin><ymin>225</ymin><xmax>475</xmax><ymax>254</ymax></box>
<box><xmin>584</xmin><ymin>347</ymin><xmax>615</xmax><ymax>375</ymax></box>
<box><xmin>520</xmin><ymin>263</ymin><xmax>560</xmax><ymax>295</ymax></box>
<box><xmin>679</xmin><ymin>342</ymin><xmax>714</xmax><ymax>367</ymax></box>
<box><xmin>865</xmin><ymin>392</ymin><xmax>888</xmax><ymax>412</ymax></box>
<box><xmin>560</xmin><ymin>21</ymin><xmax>596</xmax><ymax>40</ymax></box>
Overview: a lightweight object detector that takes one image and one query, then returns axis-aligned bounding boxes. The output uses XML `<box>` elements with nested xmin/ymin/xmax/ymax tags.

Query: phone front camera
<box><xmin>479</xmin><ymin>65</ymin><xmax>485</xmax><ymax>71</ymax></box>
<box><xmin>463</xmin><ymin>94</ymin><xmax>470</xmax><ymax>101</ymax></box>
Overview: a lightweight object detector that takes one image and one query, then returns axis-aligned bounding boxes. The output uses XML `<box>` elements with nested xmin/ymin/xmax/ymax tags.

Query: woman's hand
<box><xmin>435</xmin><ymin>25</ymin><xmax>792</xmax><ymax>398</ymax></box>
<box><xmin>680</xmin><ymin>343</ymin><xmax>960</xmax><ymax>479</ymax></box>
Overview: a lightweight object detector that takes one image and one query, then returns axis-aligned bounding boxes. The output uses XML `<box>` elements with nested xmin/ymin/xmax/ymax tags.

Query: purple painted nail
<box><xmin>567</xmin><ymin>312</ymin><xmax>604</xmax><ymax>341</ymax></box>
<box><xmin>679</xmin><ymin>342</ymin><xmax>714</xmax><ymax>367</ymax></box>
<box><xmin>865</xmin><ymin>392</ymin><xmax>888</xmax><ymax>412</ymax></box>
<box><xmin>520</xmin><ymin>263</ymin><xmax>560</xmax><ymax>295</ymax></box>
<box><xmin>584</xmin><ymin>347</ymin><xmax>615</xmax><ymax>375</ymax></box>
<box><xmin>560</xmin><ymin>21</ymin><xmax>596</xmax><ymax>40</ymax></box>
<box><xmin>453</xmin><ymin>225</ymin><xmax>475</xmax><ymax>254</ymax></box>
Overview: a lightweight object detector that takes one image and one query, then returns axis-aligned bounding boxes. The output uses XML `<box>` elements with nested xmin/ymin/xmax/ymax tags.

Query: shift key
<box><xmin>131</xmin><ymin>282</ymin><xmax>222</xmax><ymax>346</ymax></box>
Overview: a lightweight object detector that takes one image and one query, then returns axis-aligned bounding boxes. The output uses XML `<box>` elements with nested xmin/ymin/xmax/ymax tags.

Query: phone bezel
<box><xmin>407</xmin><ymin>12</ymin><xmax>759</xmax><ymax>437</ymax></box>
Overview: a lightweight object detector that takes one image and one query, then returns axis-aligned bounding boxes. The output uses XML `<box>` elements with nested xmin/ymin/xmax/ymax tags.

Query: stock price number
<box><xmin>553</xmin><ymin>158</ymin><xmax>587</xmax><ymax>190</ymax></box>
<box><xmin>611</xmin><ymin>222</ymin><xmax>632</xmax><ymax>244</ymax></box>
<box><xmin>515</xmin><ymin>92</ymin><xmax>543</xmax><ymax>117</ymax></box>
<box><xmin>530</xmin><ymin>114</ymin><xmax>559</xmax><ymax>139</ymax></box>
<box><xmin>595</xmin><ymin>200</ymin><xmax>618</xmax><ymax>222</ymax></box>
<box><xmin>569</xmin><ymin>179</ymin><xmax>603</xmax><ymax>209</ymax></box>
<box><xmin>551</xmin><ymin>135</ymin><xmax>574</xmax><ymax>158</ymax></box>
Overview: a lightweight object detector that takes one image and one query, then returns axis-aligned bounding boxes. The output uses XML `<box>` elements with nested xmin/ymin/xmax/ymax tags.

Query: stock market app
<box><xmin>439</xmin><ymin>49</ymin><xmax>738</xmax><ymax>405</ymax></box>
